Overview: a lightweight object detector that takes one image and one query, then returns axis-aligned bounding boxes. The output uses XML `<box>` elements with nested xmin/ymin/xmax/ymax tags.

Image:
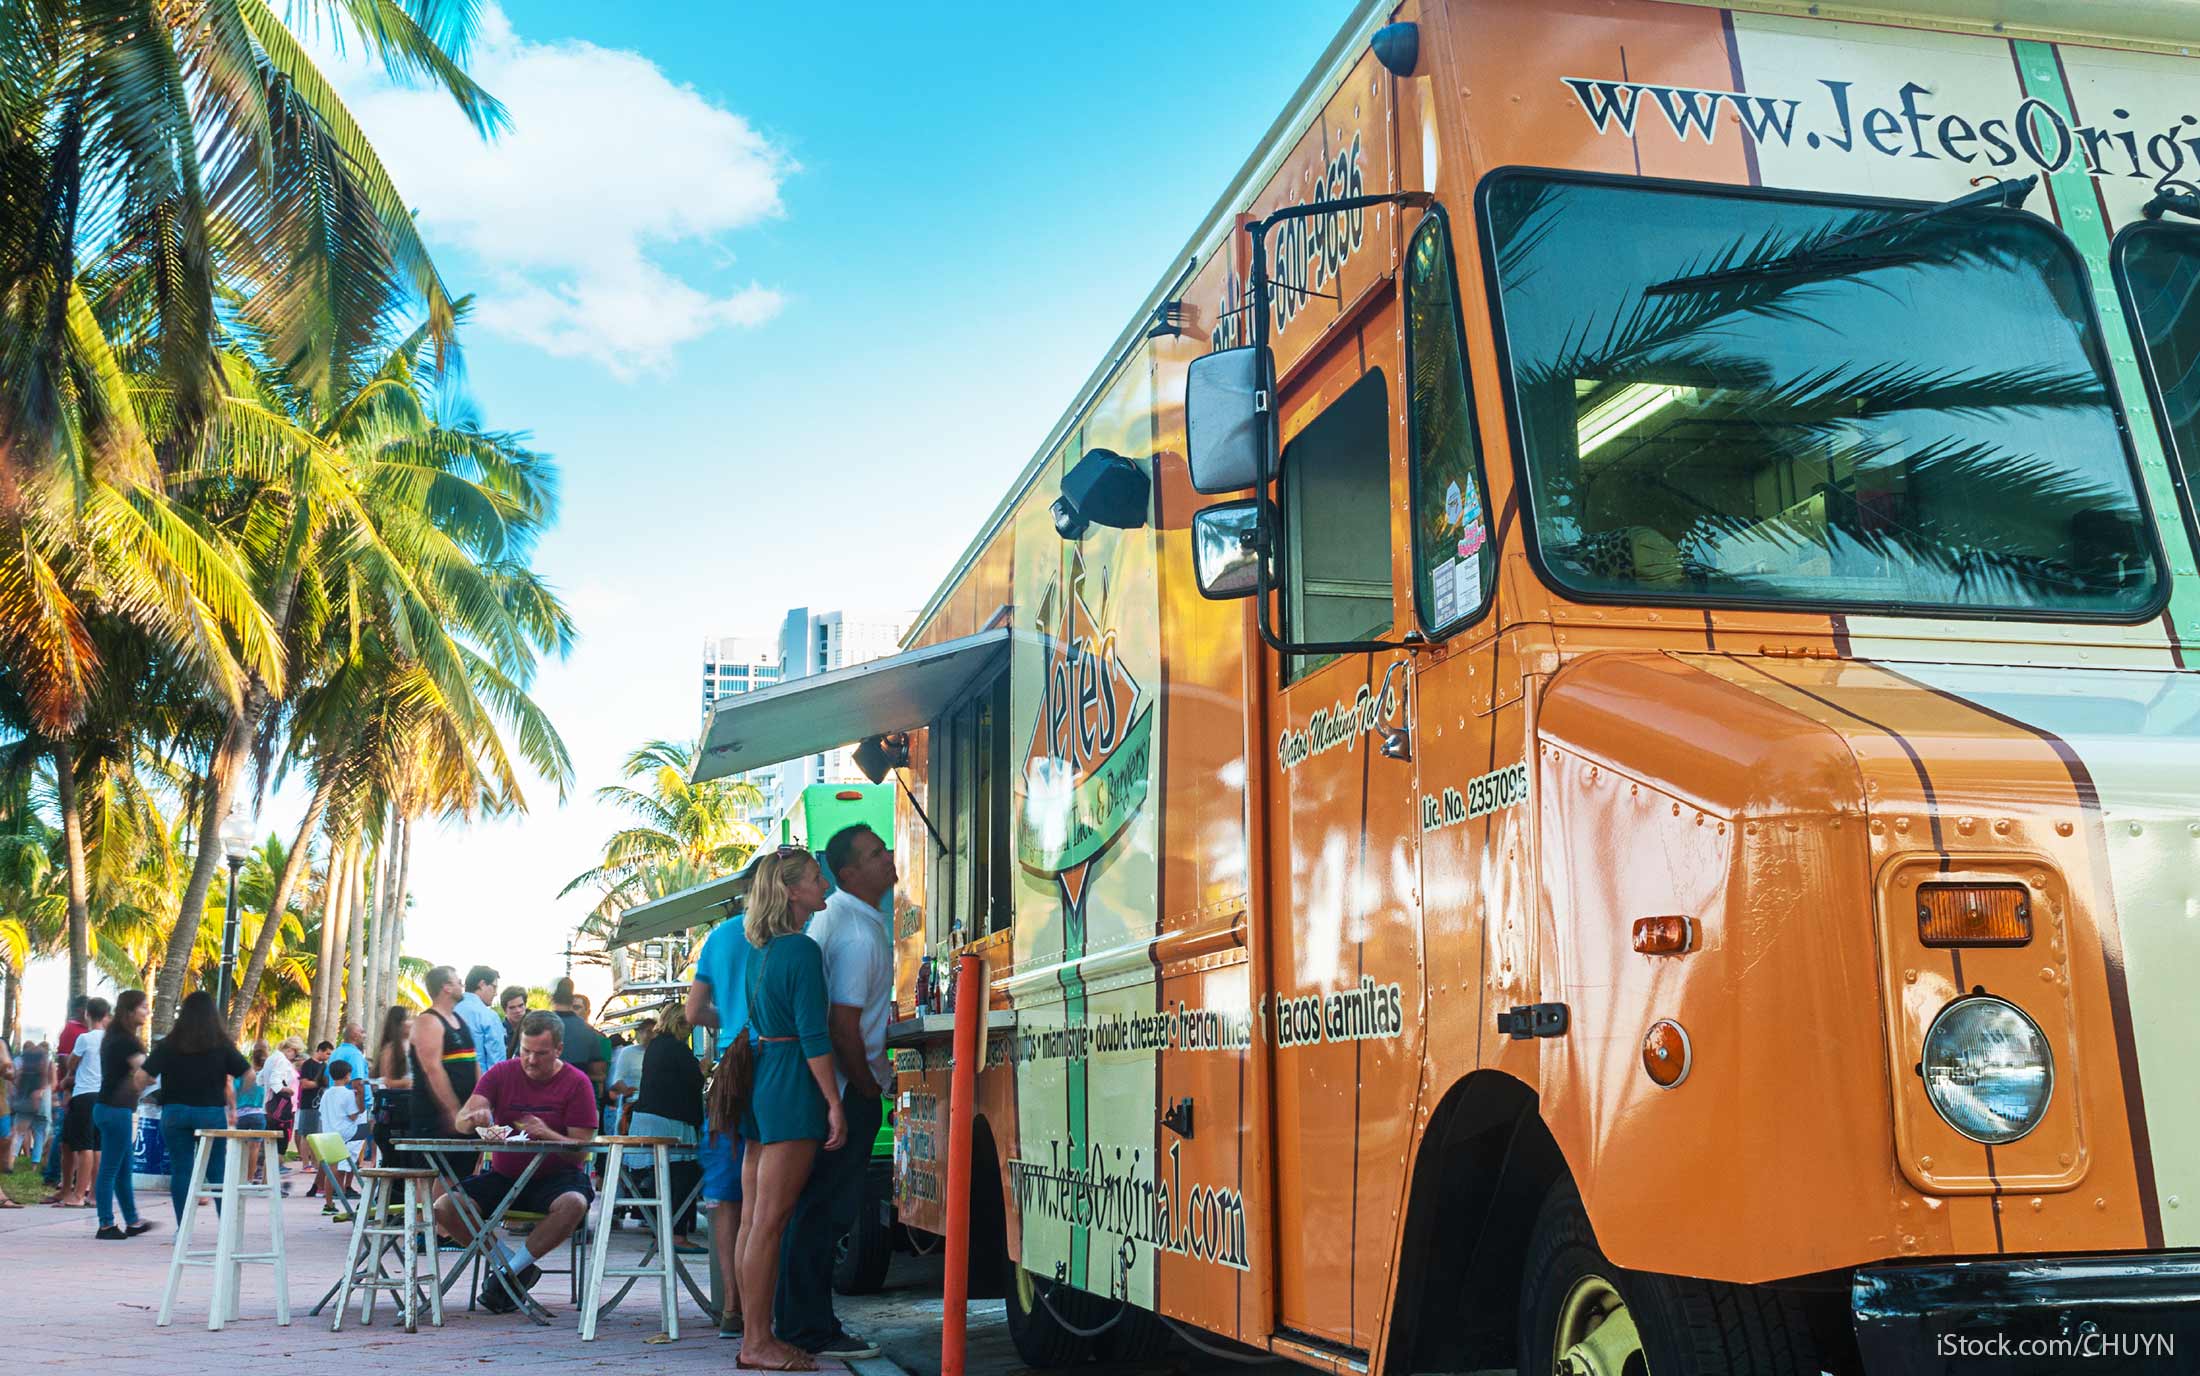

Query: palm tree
<box><xmin>214</xmin><ymin>321</ymin><xmax>573</xmax><ymax>1033</ymax></box>
<box><xmin>148</xmin><ymin>320</ymin><xmax>574</xmax><ymax>1031</ymax></box>
<box><xmin>563</xmin><ymin>739</ymin><xmax>767</xmax><ymax>974</ymax></box>
<box><xmin>1</xmin><ymin>0</ymin><xmax>502</xmax><ymax>470</ymax></box>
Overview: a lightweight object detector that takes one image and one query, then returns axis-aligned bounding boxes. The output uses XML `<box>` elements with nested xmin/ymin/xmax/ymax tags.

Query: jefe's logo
<box><xmin>1019</xmin><ymin>558</ymin><xmax>1154</xmax><ymax>916</ymax></box>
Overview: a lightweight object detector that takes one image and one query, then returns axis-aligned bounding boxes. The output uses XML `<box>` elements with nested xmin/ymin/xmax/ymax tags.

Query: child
<box><xmin>318</xmin><ymin>1060</ymin><xmax>369</xmax><ymax>1201</ymax></box>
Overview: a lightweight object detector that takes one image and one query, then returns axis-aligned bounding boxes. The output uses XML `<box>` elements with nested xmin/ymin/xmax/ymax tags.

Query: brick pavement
<box><xmin>0</xmin><ymin>1165</ymin><xmax>893</xmax><ymax>1375</ymax></box>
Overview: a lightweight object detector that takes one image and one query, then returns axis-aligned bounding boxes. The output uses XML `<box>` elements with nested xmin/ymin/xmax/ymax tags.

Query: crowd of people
<box><xmin>0</xmin><ymin>821</ymin><xmax>897</xmax><ymax>1372</ymax></box>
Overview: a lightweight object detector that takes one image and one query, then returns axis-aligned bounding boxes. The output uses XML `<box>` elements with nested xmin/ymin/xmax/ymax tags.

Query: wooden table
<box><xmin>390</xmin><ymin>1137</ymin><xmax>583</xmax><ymax>1325</ymax></box>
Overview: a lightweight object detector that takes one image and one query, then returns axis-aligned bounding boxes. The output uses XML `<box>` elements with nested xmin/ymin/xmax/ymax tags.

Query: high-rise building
<box><xmin>700</xmin><ymin>634</ymin><xmax>781</xmax><ymax>717</ymax></box>
<box><xmin>771</xmin><ymin>608</ymin><xmax>915</xmax><ymax>801</ymax></box>
<box><xmin>700</xmin><ymin>634</ymin><xmax>783</xmax><ymax>818</ymax></box>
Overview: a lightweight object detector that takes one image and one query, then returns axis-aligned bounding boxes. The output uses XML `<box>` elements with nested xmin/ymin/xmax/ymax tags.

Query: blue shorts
<box><xmin>0</xmin><ymin>1114</ymin><xmax>12</xmax><ymax>1136</ymax></box>
<box><xmin>699</xmin><ymin>1128</ymin><xmax>745</xmax><ymax>1205</ymax></box>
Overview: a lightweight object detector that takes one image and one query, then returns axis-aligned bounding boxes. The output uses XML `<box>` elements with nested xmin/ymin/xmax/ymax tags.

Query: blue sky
<box><xmin>19</xmin><ymin>0</ymin><xmax>1353</xmax><ymax>1029</ymax></box>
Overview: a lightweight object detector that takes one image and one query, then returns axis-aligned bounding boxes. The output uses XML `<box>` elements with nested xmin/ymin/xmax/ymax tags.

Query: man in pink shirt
<box><xmin>434</xmin><ymin>1010</ymin><xmax>598</xmax><ymax>1313</ymax></box>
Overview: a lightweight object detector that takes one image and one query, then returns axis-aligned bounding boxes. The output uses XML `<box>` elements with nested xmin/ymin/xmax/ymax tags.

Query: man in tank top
<box><xmin>408</xmin><ymin>965</ymin><xmax>479</xmax><ymax>1174</ymax></box>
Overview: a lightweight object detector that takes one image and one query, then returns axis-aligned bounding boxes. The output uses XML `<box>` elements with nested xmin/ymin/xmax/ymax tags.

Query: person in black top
<box><xmin>296</xmin><ymin>1043</ymin><xmax>330</xmax><ymax>1195</ymax></box>
<box><xmin>92</xmin><ymin>990</ymin><xmax>152</xmax><ymax>1239</ymax></box>
<box><xmin>628</xmin><ymin>1005</ymin><xmax>705</xmax><ymax>1247</ymax></box>
<box><xmin>144</xmin><ymin>990</ymin><xmax>251</xmax><ymax>1222</ymax></box>
<box><xmin>409</xmin><ymin>966</ymin><xmax>479</xmax><ymax>1172</ymax></box>
<box><xmin>372</xmin><ymin>1006</ymin><xmax>415</xmax><ymax>1166</ymax></box>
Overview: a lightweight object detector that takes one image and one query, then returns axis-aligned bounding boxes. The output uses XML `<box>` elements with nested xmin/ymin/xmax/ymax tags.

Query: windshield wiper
<box><xmin>1647</xmin><ymin>174</ymin><xmax>2038</xmax><ymax>297</ymax></box>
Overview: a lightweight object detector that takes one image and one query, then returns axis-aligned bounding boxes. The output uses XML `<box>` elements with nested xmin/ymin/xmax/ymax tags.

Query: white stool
<box><xmin>157</xmin><ymin>1128</ymin><xmax>291</xmax><ymax>1331</ymax></box>
<box><xmin>331</xmin><ymin>1167</ymin><xmax>443</xmax><ymax>1332</ymax></box>
<box><xmin>579</xmin><ymin>1136</ymin><xmax>679</xmax><ymax>1340</ymax></box>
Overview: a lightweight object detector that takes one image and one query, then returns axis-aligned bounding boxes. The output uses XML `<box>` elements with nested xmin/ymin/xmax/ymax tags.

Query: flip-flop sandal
<box><xmin>736</xmin><ymin>1354</ymin><xmax>817</xmax><ymax>1371</ymax></box>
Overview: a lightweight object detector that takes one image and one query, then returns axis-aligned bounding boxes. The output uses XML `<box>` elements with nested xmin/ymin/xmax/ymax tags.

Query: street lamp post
<box><xmin>216</xmin><ymin>806</ymin><xmax>257</xmax><ymax>1016</ymax></box>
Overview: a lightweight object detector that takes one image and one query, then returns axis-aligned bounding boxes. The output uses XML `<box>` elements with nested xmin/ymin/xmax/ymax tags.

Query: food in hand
<box><xmin>476</xmin><ymin>1124</ymin><xmax>512</xmax><ymax>1141</ymax></box>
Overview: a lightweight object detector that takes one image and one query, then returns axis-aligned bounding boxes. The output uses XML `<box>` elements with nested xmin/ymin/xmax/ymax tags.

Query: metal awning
<box><xmin>609</xmin><ymin>867</ymin><xmax>753</xmax><ymax>948</ymax></box>
<box><xmin>693</xmin><ymin>627</ymin><xmax>1010</xmax><ymax>783</ymax></box>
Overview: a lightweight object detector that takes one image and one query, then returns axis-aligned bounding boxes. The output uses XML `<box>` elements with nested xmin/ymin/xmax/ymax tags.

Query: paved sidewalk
<box><xmin>0</xmin><ymin>1166</ymin><xmax>883</xmax><ymax>1375</ymax></box>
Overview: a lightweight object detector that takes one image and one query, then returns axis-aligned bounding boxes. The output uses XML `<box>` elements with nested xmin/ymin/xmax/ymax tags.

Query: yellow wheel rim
<box><xmin>1553</xmin><ymin>1273</ymin><xmax>1647</xmax><ymax>1376</ymax></box>
<box><xmin>1016</xmin><ymin>1266</ymin><xmax>1037</xmax><ymax>1315</ymax></box>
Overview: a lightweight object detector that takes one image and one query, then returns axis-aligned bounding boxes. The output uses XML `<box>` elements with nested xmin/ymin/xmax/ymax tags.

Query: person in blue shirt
<box><xmin>455</xmin><ymin>966</ymin><xmax>508</xmax><ymax>1073</ymax></box>
<box><xmin>331</xmin><ymin>1023</ymin><xmax>374</xmax><ymax>1122</ymax></box>
<box><xmin>686</xmin><ymin>872</ymin><xmax>765</xmax><ymax>1340</ymax></box>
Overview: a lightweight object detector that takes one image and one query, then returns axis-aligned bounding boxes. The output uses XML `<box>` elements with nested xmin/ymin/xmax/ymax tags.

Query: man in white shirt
<box><xmin>59</xmin><ymin>999</ymin><xmax>112</xmax><ymax>1207</ymax></box>
<box><xmin>776</xmin><ymin>823</ymin><xmax>896</xmax><ymax>1359</ymax></box>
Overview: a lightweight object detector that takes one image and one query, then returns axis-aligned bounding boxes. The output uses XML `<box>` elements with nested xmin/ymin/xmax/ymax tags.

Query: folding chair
<box><xmin>304</xmin><ymin>1132</ymin><xmax>359</xmax><ymax>1221</ymax></box>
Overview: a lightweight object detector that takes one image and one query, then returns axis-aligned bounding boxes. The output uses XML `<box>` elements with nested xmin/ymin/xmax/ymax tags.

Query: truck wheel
<box><xmin>1096</xmin><ymin>1301</ymin><xmax>1177</xmax><ymax>1363</ymax></box>
<box><xmin>832</xmin><ymin>1173</ymin><xmax>894</xmax><ymax>1295</ymax></box>
<box><xmin>1006</xmin><ymin>1266</ymin><xmax>1106</xmax><ymax>1368</ymax></box>
<box><xmin>1518</xmin><ymin>1182</ymin><xmax>1822</xmax><ymax>1376</ymax></box>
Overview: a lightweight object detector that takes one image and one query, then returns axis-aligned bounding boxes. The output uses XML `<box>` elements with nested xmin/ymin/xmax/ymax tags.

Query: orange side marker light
<box><xmin>1631</xmin><ymin>915</ymin><xmax>1693</xmax><ymax>955</ymax></box>
<box><xmin>1642</xmin><ymin>1019</ymin><xmax>1691</xmax><ymax>1089</ymax></box>
<box><xmin>1918</xmin><ymin>884</ymin><xmax>2031</xmax><ymax>947</ymax></box>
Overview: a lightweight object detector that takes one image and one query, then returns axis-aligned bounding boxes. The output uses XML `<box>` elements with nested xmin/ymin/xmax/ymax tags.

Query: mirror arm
<box><xmin>1245</xmin><ymin>190</ymin><xmax>1438</xmax><ymax>661</ymax></box>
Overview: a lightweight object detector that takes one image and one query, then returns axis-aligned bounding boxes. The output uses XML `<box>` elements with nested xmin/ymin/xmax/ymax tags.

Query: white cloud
<box><xmin>331</xmin><ymin>6</ymin><xmax>791</xmax><ymax>374</ymax></box>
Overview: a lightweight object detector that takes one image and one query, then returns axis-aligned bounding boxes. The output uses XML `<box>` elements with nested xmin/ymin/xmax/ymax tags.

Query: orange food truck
<box><xmin>693</xmin><ymin>2</ymin><xmax>2200</xmax><ymax>1370</ymax></box>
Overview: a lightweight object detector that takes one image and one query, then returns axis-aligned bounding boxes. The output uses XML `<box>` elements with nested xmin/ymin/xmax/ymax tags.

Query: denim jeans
<box><xmin>774</xmin><ymin>1091</ymin><xmax>883</xmax><ymax>1349</ymax></box>
<box><xmin>161</xmin><ymin>1104</ymin><xmax>230</xmax><ymax>1221</ymax></box>
<box><xmin>20</xmin><ymin>1110</ymin><xmax>52</xmax><ymax>1166</ymax></box>
<box><xmin>91</xmin><ymin>1102</ymin><xmax>140</xmax><ymax>1229</ymax></box>
<box><xmin>41</xmin><ymin>1108</ymin><xmax>63</xmax><ymax>1184</ymax></box>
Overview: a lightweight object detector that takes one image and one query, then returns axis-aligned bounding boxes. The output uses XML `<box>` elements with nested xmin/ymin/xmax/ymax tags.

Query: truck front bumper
<box><xmin>1853</xmin><ymin>1251</ymin><xmax>2200</xmax><ymax>1373</ymax></box>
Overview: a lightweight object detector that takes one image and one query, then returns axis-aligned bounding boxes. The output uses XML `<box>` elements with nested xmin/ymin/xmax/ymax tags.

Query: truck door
<box><xmin>1257</xmin><ymin>332</ymin><xmax>1425</xmax><ymax>1352</ymax></box>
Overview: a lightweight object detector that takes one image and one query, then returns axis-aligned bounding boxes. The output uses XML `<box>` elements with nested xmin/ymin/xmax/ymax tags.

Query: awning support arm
<box><xmin>896</xmin><ymin>768</ymin><xmax>950</xmax><ymax>857</ymax></box>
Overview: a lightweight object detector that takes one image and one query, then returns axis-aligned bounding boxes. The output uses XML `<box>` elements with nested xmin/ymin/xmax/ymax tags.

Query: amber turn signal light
<box><xmin>1642</xmin><ymin>1019</ymin><xmax>1691</xmax><ymax>1088</ymax></box>
<box><xmin>1917</xmin><ymin>883</ymin><xmax>2032</xmax><ymax>947</ymax></box>
<box><xmin>1631</xmin><ymin>915</ymin><xmax>1693</xmax><ymax>955</ymax></box>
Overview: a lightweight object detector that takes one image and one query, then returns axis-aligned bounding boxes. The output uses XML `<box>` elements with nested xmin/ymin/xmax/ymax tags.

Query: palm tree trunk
<box><xmin>390</xmin><ymin>815</ymin><xmax>413</xmax><ymax>1001</ymax></box>
<box><xmin>343</xmin><ymin>839</ymin><xmax>368</xmax><ymax>1035</ymax></box>
<box><xmin>371</xmin><ymin>809</ymin><xmax>399</xmax><ymax>1016</ymax></box>
<box><xmin>152</xmin><ymin>703</ymin><xmax>256</xmax><ymax>1034</ymax></box>
<box><xmin>230</xmin><ymin>775</ymin><xmax>333</xmax><ymax>1036</ymax></box>
<box><xmin>358</xmin><ymin>833</ymin><xmax>378</xmax><ymax>1024</ymax></box>
<box><xmin>3</xmin><ymin>958</ymin><xmax>18</xmax><ymax>1044</ymax></box>
<box><xmin>313</xmin><ymin>834</ymin><xmax>350</xmax><ymax>1046</ymax></box>
<box><xmin>50</xmin><ymin>741</ymin><xmax>92</xmax><ymax>1003</ymax></box>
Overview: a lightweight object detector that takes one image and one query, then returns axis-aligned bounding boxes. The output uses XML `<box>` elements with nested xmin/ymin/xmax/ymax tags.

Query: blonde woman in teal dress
<box><xmin>735</xmin><ymin>847</ymin><xmax>847</xmax><ymax>1371</ymax></box>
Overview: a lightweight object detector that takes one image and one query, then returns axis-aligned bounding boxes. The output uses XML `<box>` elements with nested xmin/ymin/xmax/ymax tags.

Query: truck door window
<box><xmin>1405</xmin><ymin>208</ymin><xmax>1496</xmax><ymax>634</ymax></box>
<box><xmin>1482</xmin><ymin>172</ymin><xmax>2163</xmax><ymax>620</ymax></box>
<box><xmin>1281</xmin><ymin>368</ymin><xmax>1394</xmax><ymax>681</ymax></box>
<box><xmin>2114</xmin><ymin>223</ymin><xmax>2200</xmax><ymax>555</ymax></box>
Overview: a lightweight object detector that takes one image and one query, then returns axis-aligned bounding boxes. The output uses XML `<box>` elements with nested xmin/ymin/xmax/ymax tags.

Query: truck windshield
<box><xmin>1483</xmin><ymin>174</ymin><xmax>2161</xmax><ymax>617</ymax></box>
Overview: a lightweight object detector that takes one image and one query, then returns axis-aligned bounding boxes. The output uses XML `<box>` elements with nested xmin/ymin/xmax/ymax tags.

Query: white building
<box><xmin>700</xmin><ymin>634</ymin><xmax>783</xmax><ymax>818</ymax></box>
<box><xmin>771</xmin><ymin>608</ymin><xmax>915</xmax><ymax>801</ymax></box>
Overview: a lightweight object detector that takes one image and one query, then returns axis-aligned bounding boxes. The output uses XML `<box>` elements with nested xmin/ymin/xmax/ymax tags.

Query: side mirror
<box><xmin>1185</xmin><ymin>346</ymin><xmax>1276</xmax><ymax>494</ymax></box>
<box><xmin>1192</xmin><ymin>500</ymin><xmax>1271</xmax><ymax>600</ymax></box>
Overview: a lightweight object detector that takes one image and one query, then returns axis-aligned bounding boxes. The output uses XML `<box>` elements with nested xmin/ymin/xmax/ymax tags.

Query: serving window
<box><xmin>926</xmin><ymin>670</ymin><xmax>1012</xmax><ymax>947</ymax></box>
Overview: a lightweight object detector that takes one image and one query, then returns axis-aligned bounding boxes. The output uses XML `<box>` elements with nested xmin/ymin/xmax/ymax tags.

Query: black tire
<box><xmin>1005</xmin><ymin>1266</ymin><xmax>1109</xmax><ymax>1368</ymax></box>
<box><xmin>1096</xmin><ymin>1301</ymin><xmax>1177</xmax><ymax>1363</ymax></box>
<box><xmin>832</xmin><ymin>1167</ymin><xmax>895</xmax><ymax>1295</ymax></box>
<box><xmin>1518</xmin><ymin>1182</ymin><xmax>1823</xmax><ymax>1376</ymax></box>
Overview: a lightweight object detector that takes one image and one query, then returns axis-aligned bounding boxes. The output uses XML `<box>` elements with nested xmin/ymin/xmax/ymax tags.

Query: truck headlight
<box><xmin>1920</xmin><ymin>995</ymin><xmax>2053</xmax><ymax>1144</ymax></box>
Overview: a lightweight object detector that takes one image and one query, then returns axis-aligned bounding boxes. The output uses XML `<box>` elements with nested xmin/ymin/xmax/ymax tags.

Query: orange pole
<box><xmin>940</xmin><ymin>952</ymin><xmax>983</xmax><ymax>1376</ymax></box>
